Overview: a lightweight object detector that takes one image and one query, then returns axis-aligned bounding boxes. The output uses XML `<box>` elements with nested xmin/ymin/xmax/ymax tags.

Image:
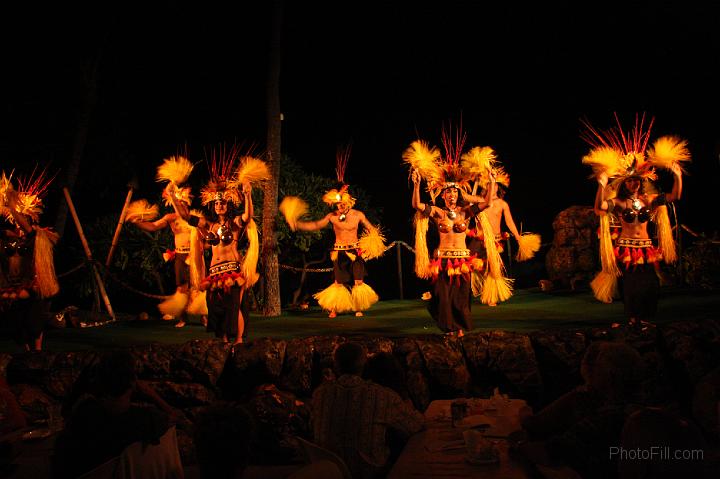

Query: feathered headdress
<box><xmin>580</xmin><ymin>113</ymin><xmax>690</xmax><ymax>188</ymax></box>
<box><xmin>156</xmin><ymin>155</ymin><xmax>194</xmax><ymax>207</ymax></box>
<box><xmin>200</xmin><ymin>146</ymin><xmax>270</xmax><ymax>206</ymax></box>
<box><xmin>163</xmin><ymin>186</ymin><xmax>193</xmax><ymax>207</ymax></box>
<box><xmin>200</xmin><ymin>144</ymin><xmax>242</xmax><ymax>206</ymax></box>
<box><xmin>1</xmin><ymin>167</ymin><xmax>55</xmax><ymax>225</ymax></box>
<box><xmin>322</xmin><ymin>145</ymin><xmax>356</xmax><ymax>207</ymax></box>
<box><xmin>403</xmin><ymin>125</ymin><xmax>494</xmax><ymax>203</ymax></box>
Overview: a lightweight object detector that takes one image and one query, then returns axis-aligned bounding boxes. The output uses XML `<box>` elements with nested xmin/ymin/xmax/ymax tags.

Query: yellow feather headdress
<box><xmin>403</xmin><ymin>126</ymin><xmax>493</xmax><ymax>203</ymax></box>
<box><xmin>580</xmin><ymin>113</ymin><xmax>690</xmax><ymax>188</ymax></box>
<box><xmin>322</xmin><ymin>184</ymin><xmax>356</xmax><ymax>207</ymax></box>
<box><xmin>200</xmin><ymin>144</ymin><xmax>242</xmax><ymax>206</ymax></box>
<box><xmin>162</xmin><ymin>186</ymin><xmax>193</xmax><ymax>207</ymax></box>
<box><xmin>323</xmin><ymin>145</ymin><xmax>356</xmax><ymax>207</ymax></box>
<box><xmin>1</xmin><ymin>167</ymin><xmax>55</xmax><ymax>225</ymax></box>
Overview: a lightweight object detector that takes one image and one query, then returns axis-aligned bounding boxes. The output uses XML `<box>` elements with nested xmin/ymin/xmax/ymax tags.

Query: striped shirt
<box><xmin>312</xmin><ymin>374</ymin><xmax>424</xmax><ymax>479</ymax></box>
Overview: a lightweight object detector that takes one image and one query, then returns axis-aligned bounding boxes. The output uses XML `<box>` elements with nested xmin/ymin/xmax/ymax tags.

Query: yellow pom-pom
<box><xmin>279</xmin><ymin>196</ymin><xmax>308</xmax><ymax>231</ymax></box>
<box><xmin>516</xmin><ymin>233</ymin><xmax>541</xmax><ymax>262</ymax></box>
<box><xmin>582</xmin><ymin>147</ymin><xmax>624</xmax><ymax>178</ymax></box>
<box><xmin>647</xmin><ymin>136</ymin><xmax>691</xmax><ymax>172</ymax></box>
<box><xmin>158</xmin><ymin>290</ymin><xmax>189</xmax><ymax>317</ymax></box>
<box><xmin>232</xmin><ymin>156</ymin><xmax>271</xmax><ymax>187</ymax></box>
<box><xmin>359</xmin><ymin>226</ymin><xmax>387</xmax><ymax>260</ymax></box>
<box><xmin>125</xmin><ymin>200</ymin><xmax>159</xmax><ymax>223</ymax></box>
<box><xmin>156</xmin><ymin>156</ymin><xmax>193</xmax><ymax>185</ymax></box>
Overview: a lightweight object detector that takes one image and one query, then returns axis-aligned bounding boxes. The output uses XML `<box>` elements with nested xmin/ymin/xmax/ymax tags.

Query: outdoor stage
<box><xmin>3</xmin><ymin>286</ymin><xmax>719</xmax><ymax>353</ymax></box>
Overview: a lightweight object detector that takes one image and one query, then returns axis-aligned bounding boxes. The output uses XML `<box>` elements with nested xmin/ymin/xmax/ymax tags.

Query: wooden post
<box><xmin>396</xmin><ymin>242</ymin><xmax>404</xmax><ymax>300</ymax></box>
<box><xmin>105</xmin><ymin>187</ymin><xmax>133</xmax><ymax>267</ymax></box>
<box><xmin>63</xmin><ymin>187</ymin><xmax>116</xmax><ymax>321</ymax></box>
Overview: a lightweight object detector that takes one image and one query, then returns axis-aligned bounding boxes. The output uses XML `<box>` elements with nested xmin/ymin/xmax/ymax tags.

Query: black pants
<box><xmin>428</xmin><ymin>275</ymin><xmax>472</xmax><ymax>333</ymax></box>
<box><xmin>333</xmin><ymin>250</ymin><xmax>366</xmax><ymax>285</ymax></box>
<box><xmin>621</xmin><ymin>264</ymin><xmax>659</xmax><ymax>320</ymax></box>
<box><xmin>206</xmin><ymin>286</ymin><xmax>250</xmax><ymax>340</ymax></box>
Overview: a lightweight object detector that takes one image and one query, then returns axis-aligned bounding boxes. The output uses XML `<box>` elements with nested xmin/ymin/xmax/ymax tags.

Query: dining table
<box><xmin>1</xmin><ymin>425</ymin><xmax>58</xmax><ymax>479</ymax></box>
<box><xmin>388</xmin><ymin>397</ymin><xmax>534</xmax><ymax>479</ymax></box>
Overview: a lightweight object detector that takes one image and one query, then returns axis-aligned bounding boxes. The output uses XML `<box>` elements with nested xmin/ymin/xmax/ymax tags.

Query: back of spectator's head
<box><xmin>589</xmin><ymin>342</ymin><xmax>643</xmax><ymax>403</ymax></box>
<box><xmin>94</xmin><ymin>350</ymin><xmax>138</xmax><ymax>399</ymax></box>
<box><xmin>691</xmin><ymin>366</ymin><xmax>720</xmax><ymax>441</ymax></box>
<box><xmin>580</xmin><ymin>341</ymin><xmax>605</xmax><ymax>385</ymax></box>
<box><xmin>194</xmin><ymin>402</ymin><xmax>255</xmax><ymax>479</ymax></box>
<box><xmin>620</xmin><ymin>407</ymin><xmax>709</xmax><ymax>479</ymax></box>
<box><xmin>334</xmin><ymin>342</ymin><xmax>367</xmax><ymax>376</ymax></box>
<box><xmin>364</xmin><ymin>352</ymin><xmax>408</xmax><ymax>399</ymax></box>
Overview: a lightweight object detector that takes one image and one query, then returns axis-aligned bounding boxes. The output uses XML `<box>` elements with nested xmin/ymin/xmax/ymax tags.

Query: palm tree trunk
<box><xmin>54</xmin><ymin>56</ymin><xmax>101</xmax><ymax>238</ymax></box>
<box><xmin>261</xmin><ymin>0</ymin><xmax>284</xmax><ymax>316</ymax></box>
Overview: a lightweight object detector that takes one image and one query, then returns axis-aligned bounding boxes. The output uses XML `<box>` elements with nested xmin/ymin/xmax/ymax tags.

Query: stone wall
<box><xmin>545</xmin><ymin>205</ymin><xmax>599</xmax><ymax>289</ymax></box>
<box><xmin>3</xmin><ymin>318</ymin><xmax>720</xmax><ymax>464</ymax></box>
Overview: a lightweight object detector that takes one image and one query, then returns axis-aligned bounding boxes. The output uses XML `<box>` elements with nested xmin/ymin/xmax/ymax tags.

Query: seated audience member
<box><xmin>0</xmin><ymin>376</ymin><xmax>28</xmax><ymax>473</ymax></box>
<box><xmin>522</xmin><ymin>340</ymin><xmax>606</xmax><ymax>439</ymax></box>
<box><xmin>692</xmin><ymin>366</ymin><xmax>720</xmax><ymax>442</ymax></box>
<box><xmin>312</xmin><ymin>342</ymin><xmax>424</xmax><ymax>479</ymax></box>
<box><xmin>364</xmin><ymin>352</ymin><xmax>409</xmax><ymax>401</ymax></box>
<box><xmin>364</xmin><ymin>352</ymin><xmax>414</xmax><ymax>465</ymax></box>
<box><xmin>519</xmin><ymin>342</ymin><xmax>644</xmax><ymax>479</ymax></box>
<box><xmin>0</xmin><ymin>376</ymin><xmax>28</xmax><ymax>435</ymax></box>
<box><xmin>52</xmin><ymin>350</ymin><xmax>173</xmax><ymax>479</ymax></box>
<box><xmin>619</xmin><ymin>407</ymin><xmax>710</xmax><ymax>479</ymax></box>
<box><xmin>193</xmin><ymin>402</ymin><xmax>344</xmax><ymax>479</ymax></box>
<box><xmin>61</xmin><ymin>350</ymin><xmax>180</xmax><ymax>424</ymax></box>
<box><xmin>193</xmin><ymin>403</ymin><xmax>254</xmax><ymax>479</ymax></box>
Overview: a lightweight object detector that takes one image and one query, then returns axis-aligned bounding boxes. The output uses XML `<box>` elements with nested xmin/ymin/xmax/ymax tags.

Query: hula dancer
<box><xmin>404</xmin><ymin>127</ymin><xmax>497</xmax><ymax>336</ymax></box>
<box><xmin>126</xmin><ymin>155</ymin><xmax>206</xmax><ymax>327</ymax></box>
<box><xmin>0</xmin><ymin>169</ymin><xmax>59</xmax><ymax>351</ymax></box>
<box><xmin>280</xmin><ymin>146</ymin><xmax>386</xmax><ymax>318</ymax></box>
<box><xmin>171</xmin><ymin>146</ymin><xmax>269</xmax><ymax>345</ymax></box>
<box><xmin>581</xmin><ymin>113</ymin><xmax>688</xmax><ymax>330</ymax></box>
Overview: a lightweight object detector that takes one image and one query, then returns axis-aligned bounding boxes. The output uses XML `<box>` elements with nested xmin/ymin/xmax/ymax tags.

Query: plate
<box><xmin>21</xmin><ymin>428</ymin><xmax>52</xmax><ymax>441</ymax></box>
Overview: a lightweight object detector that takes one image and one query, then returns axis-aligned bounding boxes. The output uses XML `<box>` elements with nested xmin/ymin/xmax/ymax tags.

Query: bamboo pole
<box><xmin>63</xmin><ymin>187</ymin><xmax>116</xmax><ymax>321</ymax></box>
<box><xmin>105</xmin><ymin>187</ymin><xmax>133</xmax><ymax>267</ymax></box>
<box><xmin>396</xmin><ymin>242</ymin><xmax>404</xmax><ymax>300</ymax></box>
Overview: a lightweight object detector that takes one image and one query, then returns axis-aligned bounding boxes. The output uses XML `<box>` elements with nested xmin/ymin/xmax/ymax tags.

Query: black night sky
<box><xmin>3</xmin><ymin>0</ymin><xmax>720</xmax><ymax>259</ymax></box>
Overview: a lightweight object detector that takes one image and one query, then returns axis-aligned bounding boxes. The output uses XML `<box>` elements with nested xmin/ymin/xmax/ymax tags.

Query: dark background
<box><xmin>2</xmin><ymin>1</ymin><xmax>719</xmax><ymax>305</ymax></box>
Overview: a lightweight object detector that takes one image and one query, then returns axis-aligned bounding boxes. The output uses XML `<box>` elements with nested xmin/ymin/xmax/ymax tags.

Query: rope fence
<box><xmin>54</xmin><ymin>225</ymin><xmax>717</xmax><ymax>301</ymax></box>
<box><xmin>279</xmin><ymin>240</ymin><xmax>416</xmax><ymax>273</ymax></box>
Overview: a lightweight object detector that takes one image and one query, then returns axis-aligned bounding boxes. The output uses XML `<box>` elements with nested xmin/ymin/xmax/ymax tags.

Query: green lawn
<box><xmin>2</xmin><ymin>287</ymin><xmax>718</xmax><ymax>352</ymax></box>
